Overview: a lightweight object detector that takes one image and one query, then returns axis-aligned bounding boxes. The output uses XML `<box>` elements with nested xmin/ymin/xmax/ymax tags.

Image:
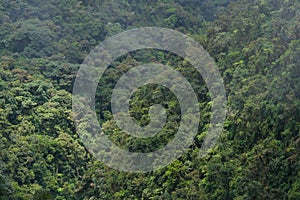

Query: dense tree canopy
<box><xmin>0</xmin><ymin>0</ymin><xmax>299</xmax><ymax>199</ymax></box>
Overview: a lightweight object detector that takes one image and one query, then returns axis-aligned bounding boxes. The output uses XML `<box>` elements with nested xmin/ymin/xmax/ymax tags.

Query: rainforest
<box><xmin>0</xmin><ymin>0</ymin><xmax>299</xmax><ymax>199</ymax></box>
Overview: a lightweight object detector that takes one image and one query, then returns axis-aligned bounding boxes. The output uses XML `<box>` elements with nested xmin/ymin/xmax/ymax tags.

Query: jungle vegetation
<box><xmin>0</xmin><ymin>0</ymin><xmax>299</xmax><ymax>199</ymax></box>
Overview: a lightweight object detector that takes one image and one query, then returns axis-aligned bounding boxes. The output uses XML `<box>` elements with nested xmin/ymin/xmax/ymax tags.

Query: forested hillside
<box><xmin>0</xmin><ymin>0</ymin><xmax>299</xmax><ymax>199</ymax></box>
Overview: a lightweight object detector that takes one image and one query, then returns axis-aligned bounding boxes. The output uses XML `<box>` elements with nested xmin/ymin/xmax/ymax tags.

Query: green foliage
<box><xmin>0</xmin><ymin>0</ymin><xmax>299</xmax><ymax>199</ymax></box>
<box><xmin>0</xmin><ymin>173</ymin><xmax>12</xmax><ymax>199</ymax></box>
<box><xmin>33</xmin><ymin>189</ymin><xmax>54</xmax><ymax>200</ymax></box>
